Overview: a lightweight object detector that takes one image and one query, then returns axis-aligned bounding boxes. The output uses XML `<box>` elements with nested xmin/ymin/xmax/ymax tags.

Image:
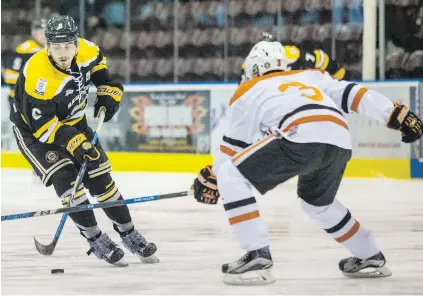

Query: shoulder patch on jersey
<box><xmin>24</xmin><ymin>50</ymin><xmax>68</xmax><ymax>100</ymax></box>
<box><xmin>34</xmin><ymin>78</ymin><xmax>47</xmax><ymax>95</ymax></box>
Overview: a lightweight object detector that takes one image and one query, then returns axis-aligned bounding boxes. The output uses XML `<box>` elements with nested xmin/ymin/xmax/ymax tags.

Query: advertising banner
<box><xmin>1</xmin><ymin>81</ymin><xmax>421</xmax><ymax>159</ymax></box>
<box><xmin>124</xmin><ymin>90</ymin><xmax>210</xmax><ymax>153</ymax></box>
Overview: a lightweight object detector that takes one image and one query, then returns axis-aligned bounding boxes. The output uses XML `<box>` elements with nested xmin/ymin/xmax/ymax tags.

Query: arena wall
<box><xmin>2</xmin><ymin>81</ymin><xmax>422</xmax><ymax>178</ymax></box>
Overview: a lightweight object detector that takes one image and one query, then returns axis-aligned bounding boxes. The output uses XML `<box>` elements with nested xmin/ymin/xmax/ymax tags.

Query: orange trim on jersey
<box><xmin>220</xmin><ymin>145</ymin><xmax>236</xmax><ymax>156</ymax></box>
<box><xmin>232</xmin><ymin>135</ymin><xmax>272</xmax><ymax>163</ymax></box>
<box><xmin>351</xmin><ymin>88</ymin><xmax>368</xmax><ymax>113</ymax></box>
<box><xmin>335</xmin><ymin>221</ymin><xmax>360</xmax><ymax>243</ymax></box>
<box><xmin>229</xmin><ymin>210</ymin><xmax>260</xmax><ymax>225</ymax></box>
<box><xmin>282</xmin><ymin>115</ymin><xmax>349</xmax><ymax>132</ymax></box>
<box><xmin>229</xmin><ymin>69</ymin><xmax>324</xmax><ymax>106</ymax></box>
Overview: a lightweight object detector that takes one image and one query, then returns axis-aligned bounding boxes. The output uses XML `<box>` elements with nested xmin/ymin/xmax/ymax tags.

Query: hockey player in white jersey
<box><xmin>192</xmin><ymin>41</ymin><xmax>423</xmax><ymax>285</ymax></box>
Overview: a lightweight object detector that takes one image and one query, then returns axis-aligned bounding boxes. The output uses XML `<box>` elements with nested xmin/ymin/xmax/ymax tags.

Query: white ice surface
<box><xmin>1</xmin><ymin>169</ymin><xmax>423</xmax><ymax>295</ymax></box>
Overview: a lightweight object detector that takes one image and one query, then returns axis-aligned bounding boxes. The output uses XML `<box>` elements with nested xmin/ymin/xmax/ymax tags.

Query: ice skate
<box><xmin>222</xmin><ymin>246</ymin><xmax>275</xmax><ymax>286</ymax></box>
<box><xmin>87</xmin><ymin>233</ymin><xmax>127</xmax><ymax>267</ymax></box>
<box><xmin>121</xmin><ymin>228</ymin><xmax>159</xmax><ymax>263</ymax></box>
<box><xmin>339</xmin><ymin>251</ymin><xmax>391</xmax><ymax>278</ymax></box>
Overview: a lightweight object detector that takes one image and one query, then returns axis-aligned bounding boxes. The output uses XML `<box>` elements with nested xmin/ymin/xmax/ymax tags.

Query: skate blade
<box><xmin>223</xmin><ymin>269</ymin><xmax>276</xmax><ymax>286</ymax></box>
<box><xmin>139</xmin><ymin>255</ymin><xmax>160</xmax><ymax>264</ymax></box>
<box><xmin>112</xmin><ymin>258</ymin><xmax>129</xmax><ymax>267</ymax></box>
<box><xmin>343</xmin><ymin>266</ymin><xmax>392</xmax><ymax>278</ymax></box>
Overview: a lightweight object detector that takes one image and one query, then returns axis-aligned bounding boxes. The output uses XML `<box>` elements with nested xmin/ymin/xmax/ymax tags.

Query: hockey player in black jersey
<box><xmin>3</xmin><ymin>19</ymin><xmax>47</xmax><ymax>106</ymax></box>
<box><xmin>239</xmin><ymin>32</ymin><xmax>347</xmax><ymax>84</ymax></box>
<box><xmin>9</xmin><ymin>15</ymin><xmax>158</xmax><ymax>266</ymax></box>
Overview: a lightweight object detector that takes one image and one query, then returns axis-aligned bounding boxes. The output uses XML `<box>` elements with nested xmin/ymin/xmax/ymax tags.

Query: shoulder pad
<box><xmin>23</xmin><ymin>50</ymin><xmax>68</xmax><ymax>100</ymax></box>
<box><xmin>76</xmin><ymin>38</ymin><xmax>101</xmax><ymax>68</ymax></box>
<box><xmin>16</xmin><ymin>40</ymin><xmax>43</xmax><ymax>54</ymax></box>
<box><xmin>284</xmin><ymin>45</ymin><xmax>300</xmax><ymax>62</ymax></box>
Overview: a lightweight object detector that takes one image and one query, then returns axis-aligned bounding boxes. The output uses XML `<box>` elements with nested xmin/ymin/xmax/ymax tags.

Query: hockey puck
<box><xmin>51</xmin><ymin>269</ymin><xmax>64</xmax><ymax>274</ymax></box>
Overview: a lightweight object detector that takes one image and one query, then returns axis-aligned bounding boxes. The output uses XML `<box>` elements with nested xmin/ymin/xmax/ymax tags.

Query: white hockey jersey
<box><xmin>214</xmin><ymin>69</ymin><xmax>395</xmax><ymax>174</ymax></box>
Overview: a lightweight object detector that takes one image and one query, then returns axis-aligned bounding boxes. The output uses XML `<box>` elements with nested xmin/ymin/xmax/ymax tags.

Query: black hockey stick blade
<box><xmin>33</xmin><ymin>212</ymin><xmax>68</xmax><ymax>256</ymax></box>
<box><xmin>34</xmin><ymin>236</ymin><xmax>57</xmax><ymax>256</ymax></box>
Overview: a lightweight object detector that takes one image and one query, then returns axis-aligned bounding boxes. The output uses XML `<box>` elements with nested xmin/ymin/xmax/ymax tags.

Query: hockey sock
<box><xmin>218</xmin><ymin>161</ymin><xmax>269</xmax><ymax>251</ymax></box>
<box><xmin>223</xmin><ymin>195</ymin><xmax>269</xmax><ymax>251</ymax></box>
<box><xmin>69</xmin><ymin>200</ymin><xmax>101</xmax><ymax>240</ymax></box>
<box><xmin>301</xmin><ymin>199</ymin><xmax>380</xmax><ymax>259</ymax></box>
<box><xmin>101</xmin><ymin>196</ymin><xmax>134</xmax><ymax>235</ymax></box>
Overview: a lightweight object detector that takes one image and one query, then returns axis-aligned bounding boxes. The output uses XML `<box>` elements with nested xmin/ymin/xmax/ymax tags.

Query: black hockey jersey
<box><xmin>284</xmin><ymin>45</ymin><xmax>346</xmax><ymax>80</ymax></box>
<box><xmin>3</xmin><ymin>39</ymin><xmax>43</xmax><ymax>98</ymax></box>
<box><xmin>10</xmin><ymin>38</ymin><xmax>117</xmax><ymax>149</ymax></box>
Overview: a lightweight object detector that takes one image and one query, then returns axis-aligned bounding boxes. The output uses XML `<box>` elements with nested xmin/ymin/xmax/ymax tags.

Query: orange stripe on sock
<box><xmin>229</xmin><ymin>210</ymin><xmax>260</xmax><ymax>225</ymax></box>
<box><xmin>335</xmin><ymin>221</ymin><xmax>360</xmax><ymax>243</ymax></box>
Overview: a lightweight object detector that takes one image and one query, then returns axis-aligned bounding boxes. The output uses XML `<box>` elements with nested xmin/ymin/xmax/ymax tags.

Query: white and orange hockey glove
<box><xmin>192</xmin><ymin>165</ymin><xmax>220</xmax><ymax>205</ymax></box>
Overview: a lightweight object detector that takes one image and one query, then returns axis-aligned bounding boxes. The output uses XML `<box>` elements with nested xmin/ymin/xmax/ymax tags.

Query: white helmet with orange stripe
<box><xmin>243</xmin><ymin>41</ymin><xmax>289</xmax><ymax>82</ymax></box>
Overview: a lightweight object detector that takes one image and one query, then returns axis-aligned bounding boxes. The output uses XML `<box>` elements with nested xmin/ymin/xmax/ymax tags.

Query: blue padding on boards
<box><xmin>411</xmin><ymin>158</ymin><xmax>423</xmax><ymax>178</ymax></box>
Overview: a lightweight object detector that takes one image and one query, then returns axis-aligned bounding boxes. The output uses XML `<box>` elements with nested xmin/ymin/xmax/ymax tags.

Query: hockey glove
<box><xmin>192</xmin><ymin>165</ymin><xmax>220</xmax><ymax>205</ymax></box>
<box><xmin>66</xmin><ymin>133</ymin><xmax>100</xmax><ymax>164</ymax></box>
<box><xmin>95</xmin><ymin>82</ymin><xmax>123</xmax><ymax>122</ymax></box>
<box><xmin>387</xmin><ymin>103</ymin><xmax>423</xmax><ymax>143</ymax></box>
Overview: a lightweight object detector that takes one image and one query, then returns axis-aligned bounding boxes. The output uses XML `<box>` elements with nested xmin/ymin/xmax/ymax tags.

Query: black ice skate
<box><xmin>339</xmin><ymin>251</ymin><xmax>392</xmax><ymax>278</ymax></box>
<box><xmin>87</xmin><ymin>233</ymin><xmax>127</xmax><ymax>267</ymax></box>
<box><xmin>121</xmin><ymin>229</ymin><xmax>159</xmax><ymax>264</ymax></box>
<box><xmin>222</xmin><ymin>246</ymin><xmax>275</xmax><ymax>286</ymax></box>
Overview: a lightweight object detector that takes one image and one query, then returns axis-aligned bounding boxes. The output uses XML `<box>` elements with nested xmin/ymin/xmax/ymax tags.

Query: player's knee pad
<box><xmin>300</xmin><ymin>199</ymin><xmax>350</xmax><ymax>230</ymax></box>
<box><xmin>50</xmin><ymin>165</ymin><xmax>88</xmax><ymax>206</ymax></box>
<box><xmin>217</xmin><ymin>160</ymin><xmax>253</xmax><ymax>204</ymax></box>
<box><xmin>84</xmin><ymin>173</ymin><xmax>121</xmax><ymax>203</ymax></box>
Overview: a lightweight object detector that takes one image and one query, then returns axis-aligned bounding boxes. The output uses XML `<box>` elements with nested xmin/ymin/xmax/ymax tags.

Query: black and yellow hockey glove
<box><xmin>95</xmin><ymin>82</ymin><xmax>123</xmax><ymax>122</ymax></box>
<box><xmin>66</xmin><ymin>133</ymin><xmax>100</xmax><ymax>164</ymax></box>
<box><xmin>387</xmin><ymin>103</ymin><xmax>423</xmax><ymax>143</ymax></box>
<box><xmin>192</xmin><ymin>165</ymin><xmax>220</xmax><ymax>205</ymax></box>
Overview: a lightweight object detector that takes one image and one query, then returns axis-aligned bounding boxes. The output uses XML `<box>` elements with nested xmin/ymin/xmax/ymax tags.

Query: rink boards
<box><xmin>1</xmin><ymin>80</ymin><xmax>422</xmax><ymax>178</ymax></box>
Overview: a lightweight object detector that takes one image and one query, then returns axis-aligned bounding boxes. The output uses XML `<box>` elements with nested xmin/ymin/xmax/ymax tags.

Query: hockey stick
<box><xmin>33</xmin><ymin>107</ymin><xmax>106</xmax><ymax>255</ymax></box>
<box><xmin>2</xmin><ymin>190</ymin><xmax>192</xmax><ymax>222</ymax></box>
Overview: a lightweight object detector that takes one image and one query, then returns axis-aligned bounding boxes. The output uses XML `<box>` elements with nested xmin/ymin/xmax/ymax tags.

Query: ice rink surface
<box><xmin>1</xmin><ymin>169</ymin><xmax>423</xmax><ymax>295</ymax></box>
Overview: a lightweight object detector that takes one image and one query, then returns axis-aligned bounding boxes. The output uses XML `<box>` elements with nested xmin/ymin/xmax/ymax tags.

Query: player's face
<box><xmin>48</xmin><ymin>42</ymin><xmax>77</xmax><ymax>69</ymax></box>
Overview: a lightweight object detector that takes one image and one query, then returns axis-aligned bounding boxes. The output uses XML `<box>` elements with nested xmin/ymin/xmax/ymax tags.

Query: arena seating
<box><xmin>1</xmin><ymin>0</ymin><xmax>422</xmax><ymax>82</ymax></box>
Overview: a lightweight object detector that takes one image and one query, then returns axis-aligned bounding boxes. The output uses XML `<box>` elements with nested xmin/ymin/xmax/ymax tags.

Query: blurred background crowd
<box><xmin>1</xmin><ymin>0</ymin><xmax>423</xmax><ymax>83</ymax></box>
